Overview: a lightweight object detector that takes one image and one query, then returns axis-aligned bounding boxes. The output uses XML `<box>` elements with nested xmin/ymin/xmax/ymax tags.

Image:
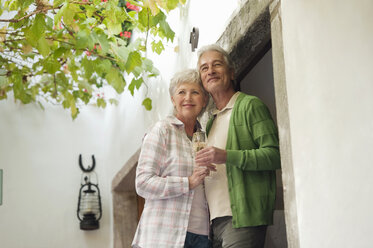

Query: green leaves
<box><xmin>103</xmin><ymin>1</ymin><xmax>127</xmax><ymax>36</ymax></box>
<box><xmin>166</xmin><ymin>0</ymin><xmax>179</xmax><ymax>12</ymax></box>
<box><xmin>138</xmin><ymin>8</ymin><xmax>174</xmax><ymax>42</ymax></box>
<box><xmin>43</xmin><ymin>57</ymin><xmax>60</xmax><ymax>74</ymax></box>
<box><xmin>158</xmin><ymin>18</ymin><xmax>174</xmax><ymax>41</ymax></box>
<box><xmin>11</xmin><ymin>72</ymin><xmax>33</xmax><ymax>104</ymax></box>
<box><xmin>128</xmin><ymin>77</ymin><xmax>144</xmax><ymax>95</ymax></box>
<box><xmin>142</xmin><ymin>97</ymin><xmax>152</xmax><ymax>110</ymax></box>
<box><xmin>105</xmin><ymin>67</ymin><xmax>126</xmax><ymax>94</ymax></box>
<box><xmin>25</xmin><ymin>14</ymin><xmax>46</xmax><ymax>43</ymax></box>
<box><xmin>62</xmin><ymin>91</ymin><xmax>79</xmax><ymax>119</ymax></box>
<box><xmin>126</xmin><ymin>51</ymin><xmax>142</xmax><ymax>74</ymax></box>
<box><xmin>151</xmin><ymin>40</ymin><xmax>164</xmax><ymax>55</ymax></box>
<box><xmin>0</xmin><ymin>0</ymin><xmax>184</xmax><ymax>119</ymax></box>
<box><xmin>75</xmin><ymin>29</ymin><xmax>91</xmax><ymax>50</ymax></box>
<box><xmin>0</xmin><ymin>69</ymin><xmax>8</xmax><ymax>99</ymax></box>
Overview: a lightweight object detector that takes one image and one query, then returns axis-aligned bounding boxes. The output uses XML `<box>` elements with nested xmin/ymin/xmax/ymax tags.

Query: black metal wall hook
<box><xmin>79</xmin><ymin>154</ymin><xmax>96</xmax><ymax>172</ymax></box>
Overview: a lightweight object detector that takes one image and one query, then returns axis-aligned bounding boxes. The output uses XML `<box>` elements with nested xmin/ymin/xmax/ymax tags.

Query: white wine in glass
<box><xmin>192</xmin><ymin>131</ymin><xmax>212</xmax><ymax>178</ymax></box>
<box><xmin>192</xmin><ymin>131</ymin><xmax>206</xmax><ymax>154</ymax></box>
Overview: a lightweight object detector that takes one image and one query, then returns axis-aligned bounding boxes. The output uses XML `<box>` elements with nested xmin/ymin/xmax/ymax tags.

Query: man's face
<box><xmin>198</xmin><ymin>50</ymin><xmax>234</xmax><ymax>94</ymax></box>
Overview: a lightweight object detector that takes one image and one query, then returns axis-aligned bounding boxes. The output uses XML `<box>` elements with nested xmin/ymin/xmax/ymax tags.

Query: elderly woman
<box><xmin>132</xmin><ymin>69</ymin><xmax>212</xmax><ymax>248</ymax></box>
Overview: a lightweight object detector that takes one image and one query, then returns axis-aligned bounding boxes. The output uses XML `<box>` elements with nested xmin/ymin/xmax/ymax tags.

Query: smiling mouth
<box><xmin>207</xmin><ymin>77</ymin><xmax>220</xmax><ymax>83</ymax></box>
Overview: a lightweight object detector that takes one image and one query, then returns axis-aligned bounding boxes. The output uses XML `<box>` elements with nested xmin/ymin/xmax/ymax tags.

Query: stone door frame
<box><xmin>111</xmin><ymin>149</ymin><xmax>141</xmax><ymax>248</ymax></box>
<box><xmin>216</xmin><ymin>0</ymin><xmax>299</xmax><ymax>247</ymax></box>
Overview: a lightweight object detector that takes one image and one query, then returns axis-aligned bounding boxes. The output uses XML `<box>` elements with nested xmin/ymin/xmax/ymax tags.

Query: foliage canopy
<box><xmin>0</xmin><ymin>0</ymin><xmax>185</xmax><ymax>118</ymax></box>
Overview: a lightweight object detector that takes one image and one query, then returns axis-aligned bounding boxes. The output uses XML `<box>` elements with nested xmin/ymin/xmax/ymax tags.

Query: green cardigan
<box><xmin>206</xmin><ymin>92</ymin><xmax>281</xmax><ymax>228</ymax></box>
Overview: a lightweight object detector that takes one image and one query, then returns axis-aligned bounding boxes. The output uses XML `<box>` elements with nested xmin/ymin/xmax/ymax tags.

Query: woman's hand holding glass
<box><xmin>188</xmin><ymin>166</ymin><xmax>209</xmax><ymax>189</ymax></box>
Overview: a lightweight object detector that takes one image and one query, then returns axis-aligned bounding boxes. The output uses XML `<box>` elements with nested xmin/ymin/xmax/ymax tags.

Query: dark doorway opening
<box><xmin>236</xmin><ymin>43</ymin><xmax>287</xmax><ymax>248</ymax></box>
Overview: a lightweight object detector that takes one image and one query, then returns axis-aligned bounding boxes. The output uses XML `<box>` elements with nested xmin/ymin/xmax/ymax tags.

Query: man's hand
<box><xmin>195</xmin><ymin>146</ymin><xmax>227</xmax><ymax>167</ymax></box>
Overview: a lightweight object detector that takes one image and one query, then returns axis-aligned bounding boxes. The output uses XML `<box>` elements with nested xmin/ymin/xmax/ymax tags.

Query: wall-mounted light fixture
<box><xmin>77</xmin><ymin>154</ymin><xmax>102</xmax><ymax>230</ymax></box>
<box><xmin>189</xmin><ymin>27</ymin><xmax>199</xmax><ymax>52</ymax></box>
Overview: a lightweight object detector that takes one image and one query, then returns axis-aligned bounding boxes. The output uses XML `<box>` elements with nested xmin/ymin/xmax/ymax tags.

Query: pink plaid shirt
<box><xmin>132</xmin><ymin>116</ymin><xmax>205</xmax><ymax>248</ymax></box>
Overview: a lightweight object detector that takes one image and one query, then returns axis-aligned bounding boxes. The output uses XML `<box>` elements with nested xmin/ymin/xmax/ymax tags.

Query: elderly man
<box><xmin>195</xmin><ymin>44</ymin><xmax>281</xmax><ymax>248</ymax></box>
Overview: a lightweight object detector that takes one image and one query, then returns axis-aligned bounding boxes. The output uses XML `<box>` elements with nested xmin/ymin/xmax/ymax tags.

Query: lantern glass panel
<box><xmin>81</xmin><ymin>188</ymin><xmax>100</xmax><ymax>216</ymax></box>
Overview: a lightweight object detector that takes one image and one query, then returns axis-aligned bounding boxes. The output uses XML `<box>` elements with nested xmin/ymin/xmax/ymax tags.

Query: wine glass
<box><xmin>192</xmin><ymin>131</ymin><xmax>206</xmax><ymax>154</ymax></box>
<box><xmin>192</xmin><ymin>131</ymin><xmax>211</xmax><ymax>178</ymax></box>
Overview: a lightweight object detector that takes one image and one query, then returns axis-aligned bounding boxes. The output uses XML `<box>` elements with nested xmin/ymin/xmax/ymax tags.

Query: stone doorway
<box><xmin>239</xmin><ymin>46</ymin><xmax>287</xmax><ymax>247</ymax></box>
<box><xmin>216</xmin><ymin>0</ymin><xmax>298</xmax><ymax>246</ymax></box>
<box><xmin>111</xmin><ymin>148</ymin><xmax>142</xmax><ymax>248</ymax></box>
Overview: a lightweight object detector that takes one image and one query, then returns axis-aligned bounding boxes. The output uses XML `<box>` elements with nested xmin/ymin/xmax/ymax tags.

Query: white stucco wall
<box><xmin>0</xmin><ymin>103</ymin><xmax>114</xmax><ymax>247</ymax></box>
<box><xmin>0</xmin><ymin>1</ymin><xmax>242</xmax><ymax>247</ymax></box>
<box><xmin>281</xmin><ymin>1</ymin><xmax>373</xmax><ymax>247</ymax></box>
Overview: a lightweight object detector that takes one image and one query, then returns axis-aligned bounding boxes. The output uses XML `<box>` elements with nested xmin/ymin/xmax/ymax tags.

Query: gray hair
<box><xmin>169</xmin><ymin>69</ymin><xmax>209</xmax><ymax>117</ymax></box>
<box><xmin>169</xmin><ymin>69</ymin><xmax>208</xmax><ymax>97</ymax></box>
<box><xmin>197</xmin><ymin>44</ymin><xmax>235</xmax><ymax>72</ymax></box>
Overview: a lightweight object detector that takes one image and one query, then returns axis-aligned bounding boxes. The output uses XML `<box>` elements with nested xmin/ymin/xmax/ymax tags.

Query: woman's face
<box><xmin>171</xmin><ymin>82</ymin><xmax>207</xmax><ymax>123</ymax></box>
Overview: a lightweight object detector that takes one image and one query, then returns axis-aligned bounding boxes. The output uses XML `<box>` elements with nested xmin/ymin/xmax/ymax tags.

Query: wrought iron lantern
<box><xmin>77</xmin><ymin>154</ymin><xmax>102</xmax><ymax>230</ymax></box>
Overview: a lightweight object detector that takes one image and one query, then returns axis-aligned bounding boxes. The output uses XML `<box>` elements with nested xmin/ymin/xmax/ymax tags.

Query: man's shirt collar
<box><xmin>212</xmin><ymin>91</ymin><xmax>241</xmax><ymax>115</ymax></box>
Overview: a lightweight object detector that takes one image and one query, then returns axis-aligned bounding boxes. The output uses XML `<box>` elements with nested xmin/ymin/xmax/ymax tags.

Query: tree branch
<box><xmin>70</xmin><ymin>1</ymin><xmax>93</xmax><ymax>5</ymax></box>
<box><xmin>145</xmin><ymin>8</ymin><xmax>150</xmax><ymax>52</ymax></box>
<box><xmin>60</xmin><ymin>21</ymin><xmax>76</xmax><ymax>39</ymax></box>
<box><xmin>53</xmin><ymin>74</ymin><xmax>57</xmax><ymax>98</ymax></box>
<box><xmin>0</xmin><ymin>6</ymin><xmax>60</xmax><ymax>23</ymax></box>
